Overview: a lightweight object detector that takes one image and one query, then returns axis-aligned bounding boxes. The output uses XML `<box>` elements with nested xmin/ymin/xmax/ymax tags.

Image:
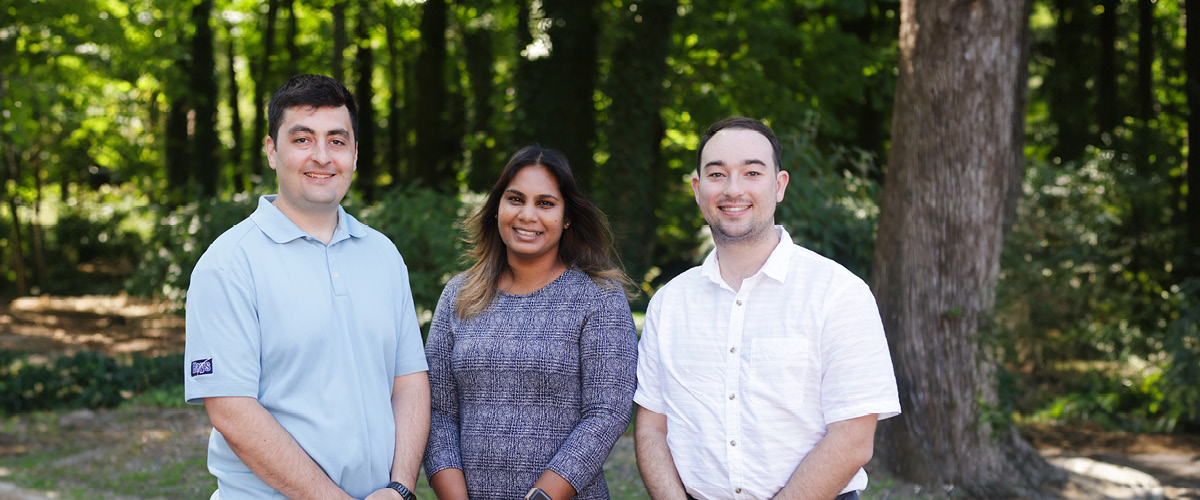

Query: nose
<box><xmin>313</xmin><ymin>142</ymin><xmax>332</xmax><ymax>164</ymax></box>
<box><xmin>722</xmin><ymin>175</ymin><xmax>744</xmax><ymax>197</ymax></box>
<box><xmin>517</xmin><ymin>202</ymin><xmax>536</xmax><ymax>221</ymax></box>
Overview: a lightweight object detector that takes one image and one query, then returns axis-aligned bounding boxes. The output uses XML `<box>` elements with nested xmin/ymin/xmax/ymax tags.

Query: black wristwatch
<box><xmin>524</xmin><ymin>487</ymin><xmax>553</xmax><ymax>500</ymax></box>
<box><xmin>386</xmin><ymin>481</ymin><xmax>416</xmax><ymax>500</ymax></box>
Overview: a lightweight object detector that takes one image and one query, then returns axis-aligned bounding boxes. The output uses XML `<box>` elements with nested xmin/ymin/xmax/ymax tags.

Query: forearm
<box><xmin>534</xmin><ymin>469</ymin><xmax>577</xmax><ymax>500</ymax></box>
<box><xmin>428</xmin><ymin>468</ymin><xmax>469</xmax><ymax>500</ymax></box>
<box><xmin>390</xmin><ymin>372</ymin><xmax>431</xmax><ymax>490</ymax></box>
<box><xmin>634</xmin><ymin>406</ymin><xmax>687</xmax><ymax>500</ymax></box>
<box><xmin>773</xmin><ymin>415</ymin><xmax>877</xmax><ymax>500</ymax></box>
<box><xmin>204</xmin><ymin>396</ymin><xmax>353</xmax><ymax>500</ymax></box>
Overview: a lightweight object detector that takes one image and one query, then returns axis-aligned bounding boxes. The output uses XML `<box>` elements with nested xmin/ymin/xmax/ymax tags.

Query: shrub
<box><xmin>0</xmin><ymin>351</ymin><xmax>183</xmax><ymax>415</ymax></box>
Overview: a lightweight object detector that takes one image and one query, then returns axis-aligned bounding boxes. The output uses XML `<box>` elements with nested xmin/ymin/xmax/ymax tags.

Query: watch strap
<box><xmin>386</xmin><ymin>481</ymin><xmax>416</xmax><ymax>500</ymax></box>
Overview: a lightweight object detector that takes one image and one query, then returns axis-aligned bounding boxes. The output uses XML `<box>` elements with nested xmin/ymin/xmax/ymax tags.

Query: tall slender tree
<box><xmin>251</xmin><ymin>0</ymin><xmax>279</xmax><ymax>177</ymax></box>
<box><xmin>1097</xmin><ymin>0</ymin><xmax>1119</xmax><ymax>133</ymax></box>
<box><xmin>600</xmin><ymin>0</ymin><xmax>678</xmax><ymax>286</ymax></box>
<box><xmin>332</xmin><ymin>0</ymin><xmax>348</xmax><ymax>83</ymax></box>
<box><xmin>355</xmin><ymin>0</ymin><xmax>378</xmax><ymax>202</ymax></box>
<box><xmin>1189</xmin><ymin>0</ymin><xmax>1200</xmax><ymax>270</ymax></box>
<box><xmin>514</xmin><ymin>0</ymin><xmax>600</xmax><ymax>190</ymax></box>
<box><xmin>413</xmin><ymin>0</ymin><xmax>451</xmax><ymax>191</ymax></box>
<box><xmin>192</xmin><ymin>0</ymin><xmax>220</xmax><ymax>197</ymax></box>
<box><xmin>871</xmin><ymin>0</ymin><xmax>1062</xmax><ymax>496</ymax></box>
<box><xmin>226</xmin><ymin>27</ymin><xmax>245</xmax><ymax>190</ymax></box>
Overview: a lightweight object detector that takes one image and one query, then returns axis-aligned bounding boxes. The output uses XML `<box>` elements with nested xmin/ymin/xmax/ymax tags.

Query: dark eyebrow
<box><xmin>286</xmin><ymin>125</ymin><xmax>315</xmax><ymax>136</ymax></box>
<box><xmin>286</xmin><ymin>125</ymin><xmax>351</xmax><ymax>138</ymax></box>
<box><xmin>702</xmin><ymin>158</ymin><xmax>767</xmax><ymax>171</ymax></box>
<box><xmin>534</xmin><ymin>193</ymin><xmax>561</xmax><ymax>202</ymax></box>
<box><xmin>505</xmin><ymin>189</ymin><xmax>560</xmax><ymax>202</ymax></box>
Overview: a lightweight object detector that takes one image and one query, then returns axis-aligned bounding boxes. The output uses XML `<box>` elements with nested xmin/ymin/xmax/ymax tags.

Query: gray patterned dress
<box><xmin>423</xmin><ymin>270</ymin><xmax>638</xmax><ymax>500</ymax></box>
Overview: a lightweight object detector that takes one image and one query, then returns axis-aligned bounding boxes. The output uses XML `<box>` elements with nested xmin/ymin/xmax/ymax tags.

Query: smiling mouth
<box><xmin>515</xmin><ymin>228</ymin><xmax>542</xmax><ymax>236</ymax></box>
<box><xmin>720</xmin><ymin>205</ymin><xmax>751</xmax><ymax>213</ymax></box>
<box><xmin>305</xmin><ymin>173</ymin><xmax>334</xmax><ymax>179</ymax></box>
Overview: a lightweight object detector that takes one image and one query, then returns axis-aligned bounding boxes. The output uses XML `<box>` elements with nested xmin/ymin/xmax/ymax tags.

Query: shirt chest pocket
<box><xmin>747</xmin><ymin>337</ymin><xmax>814</xmax><ymax>408</ymax></box>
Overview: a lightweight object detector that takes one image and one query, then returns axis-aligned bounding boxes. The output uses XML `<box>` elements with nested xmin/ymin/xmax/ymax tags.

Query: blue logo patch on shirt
<box><xmin>191</xmin><ymin>358</ymin><xmax>213</xmax><ymax>377</ymax></box>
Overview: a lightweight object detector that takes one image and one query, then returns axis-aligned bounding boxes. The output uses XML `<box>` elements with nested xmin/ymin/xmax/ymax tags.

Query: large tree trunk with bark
<box><xmin>871</xmin><ymin>1</ymin><xmax>1062</xmax><ymax>497</ymax></box>
<box><xmin>599</xmin><ymin>0</ymin><xmax>677</xmax><ymax>287</ymax></box>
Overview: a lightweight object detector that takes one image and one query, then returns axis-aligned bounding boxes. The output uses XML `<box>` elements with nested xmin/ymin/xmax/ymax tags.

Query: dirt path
<box><xmin>2</xmin><ymin>296</ymin><xmax>1198</xmax><ymax>499</ymax></box>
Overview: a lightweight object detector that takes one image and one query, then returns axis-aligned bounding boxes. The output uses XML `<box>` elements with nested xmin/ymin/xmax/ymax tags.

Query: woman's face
<box><xmin>497</xmin><ymin>164</ymin><xmax>567</xmax><ymax>264</ymax></box>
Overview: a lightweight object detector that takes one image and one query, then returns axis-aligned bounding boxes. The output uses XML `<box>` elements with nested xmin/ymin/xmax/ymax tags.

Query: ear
<box><xmin>691</xmin><ymin>173</ymin><xmax>701</xmax><ymax>205</ymax></box>
<box><xmin>351</xmin><ymin>141</ymin><xmax>359</xmax><ymax>173</ymax></box>
<box><xmin>264</xmin><ymin>136</ymin><xmax>278</xmax><ymax>171</ymax></box>
<box><xmin>775</xmin><ymin>170</ymin><xmax>789</xmax><ymax>203</ymax></box>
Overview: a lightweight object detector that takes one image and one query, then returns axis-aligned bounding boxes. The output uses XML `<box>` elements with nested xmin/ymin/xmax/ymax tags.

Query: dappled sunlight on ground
<box><xmin>0</xmin><ymin>295</ymin><xmax>184</xmax><ymax>356</ymax></box>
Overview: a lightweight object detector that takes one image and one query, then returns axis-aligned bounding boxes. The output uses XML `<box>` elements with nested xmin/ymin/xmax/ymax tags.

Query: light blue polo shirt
<box><xmin>184</xmin><ymin>195</ymin><xmax>428</xmax><ymax>499</ymax></box>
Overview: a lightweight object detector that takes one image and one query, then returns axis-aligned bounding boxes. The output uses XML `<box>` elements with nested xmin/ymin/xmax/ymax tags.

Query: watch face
<box><xmin>525</xmin><ymin>488</ymin><xmax>553</xmax><ymax>500</ymax></box>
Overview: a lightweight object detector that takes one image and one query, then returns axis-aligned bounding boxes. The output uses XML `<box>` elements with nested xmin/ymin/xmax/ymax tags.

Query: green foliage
<box><xmin>352</xmin><ymin>185</ymin><xmax>468</xmax><ymax>331</ymax></box>
<box><xmin>1163</xmin><ymin>278</ymin><xmax>1200</xmax><ymax>427</ymax></box>
<box><xmin>125</xmin><ymin>193</ymin><xmax>259</xmax><ymax>303</ymax></box>
<box><xmin>0</xmin><ymin>351</ymin><xmax>183</xmax><ymax>415</ymax></box>
<box><xmin>774</xmin><ymin>112</ymin><xmax>880</xmax><ymax>280</ymax></box>
<box><xmin>1026</xmin><ymin>361</ymin><xmax>1169</xmax><ymax>432</ymax></box>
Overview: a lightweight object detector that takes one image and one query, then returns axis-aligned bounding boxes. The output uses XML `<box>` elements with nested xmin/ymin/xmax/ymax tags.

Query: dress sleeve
<box><xmin>423</xmin><ymin>281</ymin><xmax>464</xmax><ymax>477</ymax></box>
<box><xmin>183</xmin><ymin>260</ymin><xmax>262</xmax><ymax>404</ymax></box>
<box><xmin>546</xmin><ymin>284</ymin><xmax>639</xmax><ymax>492</ymax></box>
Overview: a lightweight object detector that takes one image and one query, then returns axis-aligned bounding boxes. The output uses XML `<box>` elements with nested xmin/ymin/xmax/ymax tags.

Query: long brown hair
<box><xmin>455</xmin><ymin>144</ymin><xmax>635</xmax><ymax>319</ymax></box>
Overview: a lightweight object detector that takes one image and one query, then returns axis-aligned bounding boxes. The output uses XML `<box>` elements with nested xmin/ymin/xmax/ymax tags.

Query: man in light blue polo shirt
<box><xmin>184</xmin><ymin>74</ymin><xmax>430</xmax><ymax>500</ymax></box>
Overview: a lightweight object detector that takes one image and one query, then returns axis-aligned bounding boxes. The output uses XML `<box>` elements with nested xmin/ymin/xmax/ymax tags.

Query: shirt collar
<box><xmin>700</xmin><ymin>225</ymin><xmax>796</xmax><ymax>287</ymax></box>
<box><xmin>249</xmin><ymin>194</ymin><xmax>367</xmax><ymax>244</ymax></box>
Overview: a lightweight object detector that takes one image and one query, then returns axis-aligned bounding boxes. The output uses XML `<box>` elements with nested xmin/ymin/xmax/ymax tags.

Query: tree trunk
<box><xmin>165</xmin><ymin>91</ymin><xmax>191</xmax><ymax>204</ymax></box>
<box><xmin>251</xmin><ymin>0</ymin><xmax>279</xmax><ymax>178</ymax></box>
<box><xmin>192</xmin><ymin>0</ymin><xmax>220</xmax><ymax>198</ymax></box>
<box><xmin>514</xmin><ymin>0</ymin><xmax>600</xmax><ymax>190</ymax></box>
<box><xmin>871</xmin><ymin>0</ymin><xmax>1062</xmax><ymax>496</ymax></box>
<box><xmin>227</xmin><ymin>28</ymin><xmax>245</xmax><ymax>190</ymax></box>
<box><xmin>1047</xmin><ymin>0</ymin><xmax>1092</xmax><ymax>162</ymax></box>
<box><xmin>383</xmin><ymin>1</ymin><xmax>405</xmax><ymax>185</ymax></box>
<box><xmin>1137</xmin><ymin>0</ymin><xmax>1155</xmax><ymax>122</ymax></box>
<box><xmin>285</xmin><ymin>0</ymin><xmax>300</xmax><ymax>77</ymax></box>
<box><xmin>1097</xmin><ymin>0</ymin><xmax>1119</xmax><ymax>133</ymax></box>
<box><xmin>1188</xmin><ymin>0</ymin><xmax>1200</xmax><ymax>271</ymax></box>
<box><xmin>413</xmin><ymin>0</ymin><xmax>450</xmax><ymax>191</ymax></box>
<box><xmin>463</xmin><ymin>17</ymin><xmax>498</xmax><ymax>192</ymax></box>
<box><xmin>332</xmin><ymin>0</ymin><xmax>348</xmax><ymax>84</ymax></box>
<box><xmin>354</xmin><ymin>0</ymin><xmax>378</xmax><ymax>202</ymax></box>
<box><xmin>1</xmin><ymin>128</ymin><xmax>28</xmax><ymax>295</ymax></box>
<box><xmin>599</xmin><ymin>0</ymin><xmax>678</xmax><ymax>287</ymax></box>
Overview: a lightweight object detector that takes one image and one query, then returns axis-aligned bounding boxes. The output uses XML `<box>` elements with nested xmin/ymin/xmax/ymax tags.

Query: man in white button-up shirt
<box><xmin>634</xmin><ymin>116</ymin><xmax>901</xmax><ymax>500</ymax></box>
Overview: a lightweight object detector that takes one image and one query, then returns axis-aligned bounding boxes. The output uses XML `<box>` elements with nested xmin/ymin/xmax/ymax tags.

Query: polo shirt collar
<box><xmin>250</xmin><ymin>194</ymin><xmax>367</xmax><ymax>244</ymax></box>
<box><xmin>700</xmin><ymin>225</ymin><xmax>796</xmax><ymax>287</ymax></box>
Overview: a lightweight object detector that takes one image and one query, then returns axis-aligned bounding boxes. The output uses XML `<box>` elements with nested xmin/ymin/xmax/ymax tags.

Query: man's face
<box><xmin>692</xmin><ymin>128</ymin><xmax>789</xmax><ymax>246</ymax></box>
<box><xmin>265</xmin><ymin>105</ymin><xmax>357</xmax><ymax>217</ymax></box>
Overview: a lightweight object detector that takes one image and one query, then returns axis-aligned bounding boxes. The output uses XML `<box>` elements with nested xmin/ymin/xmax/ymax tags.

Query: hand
<box><xmin>365</xmin><ymin>488</ymin><xmax>404</xmax><ymax>500</ymax></box>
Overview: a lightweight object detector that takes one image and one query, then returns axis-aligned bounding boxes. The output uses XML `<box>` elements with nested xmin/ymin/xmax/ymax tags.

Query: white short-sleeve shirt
<box><xmin>635</xmin><ymin>227</ymin><xmax>900</xmax><ymax>500</ymax></box>
<box><xmin>184</xmin><ymin>195</ymin><xmax>428</xmax><ymax>499</ymax></box>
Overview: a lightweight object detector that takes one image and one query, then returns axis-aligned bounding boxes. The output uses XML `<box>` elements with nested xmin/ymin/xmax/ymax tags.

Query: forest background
<box><xmin>1</xmin><ymin>0</ymin><xmax>1199</xmax><ymax>497</ymax></box>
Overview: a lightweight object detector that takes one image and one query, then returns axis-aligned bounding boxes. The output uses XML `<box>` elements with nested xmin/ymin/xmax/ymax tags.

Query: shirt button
<box><xmin>729</xmin><ymin>394</ymin><xmax>736</xmax><ymax>400</ymax></box>
<box><xmin>730</xmin><ymin>440</ymin><xmax>737</xmax><ymax>447</ymax></box>
<box><xmin>736</xmin><ymin>299</ymin><xmax>743</xmax><ymax>306</ymax></box>
<box><xmin>729</xmin><ymin>347</ymin><xmax>736</xmax><ymax>353</ymax></box>
<box><xmin>332</xmin><ymin>272</ymin><xmax>340</xmax><ymax>279</ymax></box>
<box><xmin>736</xmin><ymin>488</ymin><xmax>743</xmax><ymax>494</ymax></box>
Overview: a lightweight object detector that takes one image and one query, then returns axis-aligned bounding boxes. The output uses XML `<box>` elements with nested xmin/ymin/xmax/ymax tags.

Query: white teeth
<box><xmin>515</xmin><ymin>229</ymin><xmax>540</xmax><ymax>236</ymax></box>
<box><xmin>306</xmin><ymin>173</ymin><xmax>333</xmax><ymax>179</ymax></box>
<box><xmin>722</xmin><ymin>206</ymin><xmax>750</xmax><ymax>213</ymax></box>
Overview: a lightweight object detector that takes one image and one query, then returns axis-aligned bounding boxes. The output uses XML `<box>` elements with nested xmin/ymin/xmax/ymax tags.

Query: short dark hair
<box><xmin>697</xmin><ymin>116</ymin><xmax>782</xmax><ymax>172</ymax></box>
<box><xmin>267</xmin><ymin>74</ymin><xmax>358</xmax><ymax>143</ymax></box>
